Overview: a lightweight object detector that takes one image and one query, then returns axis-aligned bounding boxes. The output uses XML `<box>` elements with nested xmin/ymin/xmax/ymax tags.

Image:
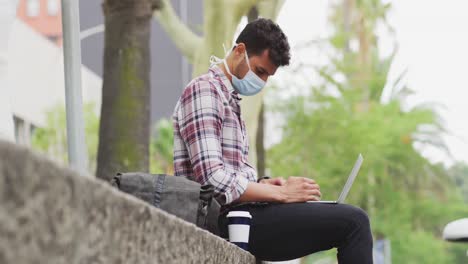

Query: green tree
<box><xmin>448</xmin><ymin>162</ymin><xmax>468</xmax><ymax>203</ymax></box>
<box><xmin>267</xmin><ymin>0</ymin><xmax>467</xmax><ymax>262</ymax></box>
<box><xmin>150</xmin><ymin>118</ymin><xmax>174</xmax><ymax>174</ymax></box>
<box><xmin>31</xmin><ymin>103</ymin><xmax>99</xmax><ymax>172</ymax></box>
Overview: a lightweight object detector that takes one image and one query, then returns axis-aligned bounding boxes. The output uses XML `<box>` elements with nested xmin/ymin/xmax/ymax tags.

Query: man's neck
<box><xmin>219</xmin><ymin>57</ymin><xmax>233</xmax><ymax>83</ymax></box>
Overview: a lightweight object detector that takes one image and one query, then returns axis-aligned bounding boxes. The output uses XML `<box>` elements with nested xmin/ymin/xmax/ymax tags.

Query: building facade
<box><xmin>8</xmin><ymin>0</ymin><xmax>203</xmax><ymax>145</ymax></box>
<box><xmin>16</xmin><ymin>0</ymin><xmax>62</xmax><ymax>45</ymax></box>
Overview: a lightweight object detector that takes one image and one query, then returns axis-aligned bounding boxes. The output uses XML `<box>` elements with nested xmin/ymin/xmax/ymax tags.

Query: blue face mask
<box><xmin>222</xmin><ymin>48</ymin><xmax>266</xmax><ymax>96</ymax></box>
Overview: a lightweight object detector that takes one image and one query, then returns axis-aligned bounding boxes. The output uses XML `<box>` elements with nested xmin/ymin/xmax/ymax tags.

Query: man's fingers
<box><xmin>304</xmin><ymin>183</ymin><xmax>320</xmax><ymax>191</ymax></box>
<box><xmin>314</xmin><ymin>189</ymin><xmax>322</xmax><ymax>197</ymax></box>
<box><xmin>307</xmin><ymin>189</ymin><xmax>322</xmax><ymax>197</ymax></box>
<box><xmin>291</xmin><ymin>176</ymin><xmax>313</xmax><ymax>182</ymax></box>
<box><xmin>306</xmin><ymin>193</ymin><xmax>320</xmax><ymax>201</ymax></box>
<box><xmin>302</xmin><ymin>177</ymin><xmax>316</xmax><ymax>184</ymax></box>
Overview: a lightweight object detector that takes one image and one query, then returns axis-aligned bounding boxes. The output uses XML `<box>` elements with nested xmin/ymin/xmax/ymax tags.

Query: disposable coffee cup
<box><xmin>227</xmin><ymin>211</ymin><xmax>252</xmax><ymax>251</ymax></box>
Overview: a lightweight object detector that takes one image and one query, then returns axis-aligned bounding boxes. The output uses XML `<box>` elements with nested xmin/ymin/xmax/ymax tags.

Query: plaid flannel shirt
<box><xmin>173</xmin><ymin>66</ymin><xmax>257</xmax><ymax>206</ymax></box>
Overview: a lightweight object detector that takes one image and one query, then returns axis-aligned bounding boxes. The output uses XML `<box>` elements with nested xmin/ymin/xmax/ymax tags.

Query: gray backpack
<box><xmin>111</xmin><ymin>172</ymin><xmax>221</xmax><ymax>235</ymax></box>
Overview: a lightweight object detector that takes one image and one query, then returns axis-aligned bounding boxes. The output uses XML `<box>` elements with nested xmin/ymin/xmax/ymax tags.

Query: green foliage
<box><xmin>449</xmin><ymin>162</ymin><xmax>468</xmax><ymax>203</ymax></box>
<box><xmin>30</xmin><ymin>104</ymin><xmax>178</xmax><ymax>177</ymax></box>
<box><xmin>31</xmin><ymin>103</ymin><xmax>99</xmax><ymax>173</ymax></box>
<box><xmin>150</xmin><ymin>118</ymin><xmax>174</xmax><ymax>174</ymax></box>
<box><xmin>267</xmin><ymin>0</ymin><xmax>468</xmax><ymax>262</ymax></box>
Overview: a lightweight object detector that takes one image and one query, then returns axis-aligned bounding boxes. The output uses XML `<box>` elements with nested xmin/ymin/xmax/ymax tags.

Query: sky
<box><xmin>269</xmin><ymin>0</ymin><xmax>468</xmax><ymax>167</ymax></box>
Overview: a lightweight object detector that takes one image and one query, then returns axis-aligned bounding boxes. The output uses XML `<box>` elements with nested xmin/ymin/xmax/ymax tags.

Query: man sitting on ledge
<box><xmin>172</xmin><ymin>18</ymin><xmax>373</xmax><ymax>263</ymax></box>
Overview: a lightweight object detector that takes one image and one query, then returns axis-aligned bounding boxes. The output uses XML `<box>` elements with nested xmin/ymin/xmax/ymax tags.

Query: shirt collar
<box><xmin>209</xmin><ymin>65</ymin><xmax>242</xmax><ymax>101</ymax></box>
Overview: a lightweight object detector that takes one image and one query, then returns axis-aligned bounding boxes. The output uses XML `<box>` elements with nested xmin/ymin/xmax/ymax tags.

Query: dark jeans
<box><xmin>218</xmin><ymin>202</ymin><xmax>373</xmax><ymax>263</ymax></box>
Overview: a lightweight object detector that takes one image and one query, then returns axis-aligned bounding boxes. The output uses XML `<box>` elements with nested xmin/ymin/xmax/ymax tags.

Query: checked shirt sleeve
<box><xmin>176</xmin><ymin>80</ymin><xmax>249</xmax><ymax>205</ymax></box>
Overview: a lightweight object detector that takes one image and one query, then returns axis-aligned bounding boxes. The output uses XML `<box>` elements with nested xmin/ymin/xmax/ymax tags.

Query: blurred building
<box><xmin>16</xmin><ymin>0</ymin><xmax>62</xmax><ymax>45</ymax></box>
<box><xmin>8</xmin><ymin>19</ymin><xmax>101</xmax><ymax>145</ymax></box>
<box><xmin>7</xmin><ymin>0</ymin><xmax>201</xmax><ymax>145</ymax></box>
<box><xmin>0</xmin><ymin>0</ymin><xmax>17</xmax><ymax>142</ymax></box>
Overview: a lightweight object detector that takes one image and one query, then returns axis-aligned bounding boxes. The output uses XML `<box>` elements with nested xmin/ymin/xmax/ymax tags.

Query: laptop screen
<box><xmin>337</xmin><ymin>154</ymin><xmax>364</xmax><ymax>203</ymax></box>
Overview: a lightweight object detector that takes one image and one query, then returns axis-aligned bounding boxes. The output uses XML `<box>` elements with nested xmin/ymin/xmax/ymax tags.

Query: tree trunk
<box><xmin>247</xmin><ymin>5</ymin><xmax>259</xmax><ymax>22</ymax></box>
<box><xmin>96</xmin><ymin>0</ymin><xmax>154</xmax><ymax>181</ymax></box>
<box><xmin>342</xmin><ymin>0</ymin><xmax>352</xmax><ymax>53</ymax></box>
<box><xmin>256</xmin><ymin>103</ymin><xmax>266</xmax><ymax>176</ymax></box>
<box><xmin>242</xmin><ymin>0</ymin><xmax>284</xmax><ymax>166</ymax></box>
<box><xmin>246</xmin><ymin>5</ymin><xmax>266</xmax><ymax>175</ymax></box>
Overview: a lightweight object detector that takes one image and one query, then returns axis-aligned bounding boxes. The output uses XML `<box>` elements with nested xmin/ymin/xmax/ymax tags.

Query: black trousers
<box><xmin>218</xmin><ymin>202</ymin><xmax>373</xmax><ymax>263</ymax></box>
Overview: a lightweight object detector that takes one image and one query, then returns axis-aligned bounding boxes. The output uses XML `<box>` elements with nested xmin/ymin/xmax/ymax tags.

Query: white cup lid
<box><xmin>227</xmin><ymin>211</ymin><xmax>252</xmax><ymax>218</ymax></box>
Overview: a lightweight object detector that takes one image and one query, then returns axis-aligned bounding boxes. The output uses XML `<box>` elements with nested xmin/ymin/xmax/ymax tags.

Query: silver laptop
<box><xmin>307</xmin><ymin>154</ymin><xmax>364</xmax><ymax>204</ymax></box>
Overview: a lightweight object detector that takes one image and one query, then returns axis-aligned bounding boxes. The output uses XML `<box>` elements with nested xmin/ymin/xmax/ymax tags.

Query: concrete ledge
<box><xmin>0</xmin><ymin>141</ymin><xmax>256</xmax><ymax>263</ymax></box>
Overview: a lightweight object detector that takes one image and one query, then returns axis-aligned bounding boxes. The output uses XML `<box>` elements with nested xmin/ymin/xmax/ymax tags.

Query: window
<box><xmin>13</xmin><ymin>116</ymin><xmax>25</xmax><ymax>145</ymax></box>
<box><xmin>26</xmin><ymin>0</ymin><xmax>40</xmax><ymax>17</ymax></box>
<box><xmin>13</xmin><ymin>115</ymin><xmax>36</xmax><ymax>146</ymax></box>
<box><xmin>47</xmin><ymin>0</ymin><xmax>59</xmax><ymax>16</ymax></box>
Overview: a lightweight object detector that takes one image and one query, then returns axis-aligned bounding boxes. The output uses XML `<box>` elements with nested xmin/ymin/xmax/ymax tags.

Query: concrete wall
<box><xmin>0</xmin><ymin>140</ymin><xmax>256</xmax><ymax>264</ymax></box>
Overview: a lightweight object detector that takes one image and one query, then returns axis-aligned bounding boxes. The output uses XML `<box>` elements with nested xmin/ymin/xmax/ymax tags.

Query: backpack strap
<box><xmin>153</xmin><ymin>174</ymin><xmax>166</xmax><ymax>208</ymax></box>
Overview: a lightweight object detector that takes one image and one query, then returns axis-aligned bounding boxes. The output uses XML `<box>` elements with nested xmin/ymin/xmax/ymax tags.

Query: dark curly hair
<box><xmin>235</xmin><ymin>18</ymin><xmax>291</xmax><ymax>67</ymax></box>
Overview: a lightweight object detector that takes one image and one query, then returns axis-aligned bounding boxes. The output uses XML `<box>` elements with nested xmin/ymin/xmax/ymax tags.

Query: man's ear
<box><xmin>234</xmin><ymin>43</ymin><xmax>246</xmax><ymax>55</ymax></box>
<box><xmin>231</xmin><ymin>43</ymin><xmax>246</xmax><ymax>69</ymax></box>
